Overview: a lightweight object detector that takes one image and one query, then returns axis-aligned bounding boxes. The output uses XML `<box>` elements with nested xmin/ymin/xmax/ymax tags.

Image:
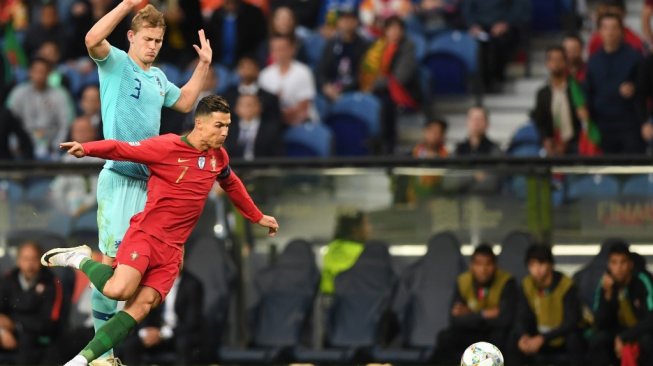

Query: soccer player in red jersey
<box><xmin>41</xmin><ymin>95</ymin><xmax>279</xmax><ymax>366</ymax></box>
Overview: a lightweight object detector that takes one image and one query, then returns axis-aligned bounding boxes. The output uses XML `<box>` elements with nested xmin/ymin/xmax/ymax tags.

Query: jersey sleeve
<box><xmin>162</xmin><ymin>72</ymin><xmax>182</xmax><ymax>108</ymax></box>
<box><xmin>92</xmin><ymin>46</ymin><xmax>129</xmax><ymax>74</ymax></box>
<box><xmin>82</xmin><ymin>136</ymin><xmax>167</xmax><ymax>165</ymax></box>
<box><xmin>216</xmin><ymin>150</ymin><xmax>264</xmax><ymax>223</ymax></box>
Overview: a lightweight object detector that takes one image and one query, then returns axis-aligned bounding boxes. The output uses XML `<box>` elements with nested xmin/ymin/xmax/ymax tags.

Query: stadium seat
<box><xmin>622</xmin><ymin>174</ymin><xmax>653</xmax><ymax>196</ymax></box>
<box><xmin>283</xmin><ymin>122</ymin><xmax>333</xmax><ymax>157</ymax></box>
<box><xmin>372</xmin><ymin>232</ymin><xmax>465</xmax><ymax>363</ymax></box>
<box><xmin>325</xmin><ymin>92</ymin><xmax>381</xmax><ymax>156</ymax></box>
<box><xmin>508</xmin><ymin>123</ymin><xmax>541</xmax><ymax>154</ymax></box>
<box><xmin>219</xmin><ymin>239</ymin><xmax>319</xmax><ymax>363</ymax></box>
<box><xmin>294</xmin><ymin>241</ymin><xmax>397</xmax><ymax>363</ymax></box>
<box><xmin>7</xmin><ymin>230</ymin><xmax>67</xmax><ymax>252</ymax></box>
<box><xmin>157</xmin><ymin>63</ymin><xmax>182</xmax><ymax>85</ymax></box>
<box><xmin>314</xmin><ymin>93</ymin><xmax>331</xmax><ymax>122</ymax></box>
<box><xmin>567</xmin><ymin>175</ymin><xmax>620</xmax><ymax>201</ymax></box>
<box><xmin>531</xmin><ymin>0</ymin><xmax>562</xmax><ymax>32</ymax></box>
<box><xmin>572</xmin><ymin>238</ymin><xmax>616</xmax><ymax>312</ymax></box>
<box><xmin>407</xmin><ymin>32</ymin><xmax>427</xmax><ymax>62</ymax></box>
<box><xmin>498</xmin><ymin>231</ymin><xmax>536</xmax><ymax>281</ymax></box>
<box><xmin>301</xmin><ymin>30</ymin><xmax>326</xmax><ymax>70</ymax></box>
<box><xmin>423</xmin><ymin>31</ymin><xmax>478</xmax><ymax>95</ymax></box>
<box><xmin>71</xmin><ymin>206</ymin><xmax>98</xmax><ymax>232</ymax></box>
<box><xmin>213</xmin><ymin>64</ymin><xmax>239</xmax><ymax>94</ymax></box>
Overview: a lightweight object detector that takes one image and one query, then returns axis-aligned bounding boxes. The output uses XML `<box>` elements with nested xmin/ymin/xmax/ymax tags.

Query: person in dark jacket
<box><xmin>224</xmin><ymin>94</ymin><xmax>282</xmax><ymax>159</ymax></box>
<box><xmin>507</xmin><ymin>245</ymin><xmax>584</xmax><ymax>366</ymax></box>
<box><xmin>533</xmin><ymin>46</ymin><xmax>585</xmax><ymax>156</ymax></box>
<box><xmin>587</xmin><ymin>242</ymin><xmax>653</xmax><ymax>366</ymax></box>
<box><xmin>585</xmin><ymin>13</ymin><xmax>644</xmax><ymax>154</ymax></box>
<box><xmin>121</xmin><ymin>270</ymin><xmax>204</xmax><ymax>366</ymax></box>
<box><xmin>316</xmin><ymin>7</ymin><xmax>368</xmax><ymax>101</ymax></box>
<box><xmin>0</xmin><ymin>241</ymin><xmax>64</xmax><ymax>365</ymax></box>
<box><xmin>435</xmin><ymin>244</ymin><xmax>517</xmax><ymax>363</ymax></box>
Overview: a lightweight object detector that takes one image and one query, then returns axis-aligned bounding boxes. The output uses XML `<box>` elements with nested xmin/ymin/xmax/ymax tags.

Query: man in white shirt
<box><xmin>259</xmin><ymin>34</ymin><xmax>317</xmax><ymax>125</ymax></box>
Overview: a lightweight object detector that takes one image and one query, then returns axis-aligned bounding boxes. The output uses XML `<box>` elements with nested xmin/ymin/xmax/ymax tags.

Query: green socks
<box><xmin>80</xmin><ymin>311</ymin><xmax>137</xmax><ymax>362</ymax></box>
<box><xmin>80</xmin><ymin>258</ymin><xmax>114</xmax><ymax>293</ymax></box>
<box><xmin>91</xmin><ymin>287</ymin><xmax>118</xmax><ymax>359</ymax></box>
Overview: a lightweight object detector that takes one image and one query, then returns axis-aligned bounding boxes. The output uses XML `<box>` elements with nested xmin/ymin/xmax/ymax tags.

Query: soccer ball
<box><xmin>460</xmin><ymin>341</ymin><xmax>504</xmax><ymax>366</ymax></box>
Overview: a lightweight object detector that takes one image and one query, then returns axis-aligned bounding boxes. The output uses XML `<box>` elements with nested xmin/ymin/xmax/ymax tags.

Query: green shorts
<box><xmin>96</xmin><ymin>169</ymin><xmax>147</xmax><ymax>257</ymax></box>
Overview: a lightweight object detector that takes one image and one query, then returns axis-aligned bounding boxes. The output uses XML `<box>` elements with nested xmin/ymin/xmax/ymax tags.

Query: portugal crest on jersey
<box><xmin>198</xmin><ymin>156</ymin><xmax>206</xmax><ymax>169</ymax></box>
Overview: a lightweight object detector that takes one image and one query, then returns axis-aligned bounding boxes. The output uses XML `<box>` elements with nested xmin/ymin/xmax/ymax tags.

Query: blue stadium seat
<box><xmin>325</xmin><ymin>92</ymin><xmax>380</xmax><ymax>156</ymax></box>
<box><xmin>213</xmin><ymin>64</ymin><xmax>239</xmax><ymax>94</ymax></box>
<box><xmin>283</xmin><ymin>122</ymin><xmax>333</xmax><ymax>157</ymax></box>
<box><xmin>508</xmin><ymin>123</ymin><xmax>541</xmax><ymax>153</ymax></box>
<box><xmin>428</xmin><ymin>31</ymin><xmax>478</xmax><ymax>73</ymax></box>
<box><xmin>407</xmin><ymin>32</ymin><xmax>427</xmax><ymax>62</ymax></box>
<box><xmin>498</xmin><ymin>231</ymin><xmax>536</xmax><ymax>281</ymax></box>
<box><xmin>531</xmin><ymin>0</ymin><xmax>562</xmax><ymax>32</ymax></box>
<box><xmin>372</xmin><ymin>232</ymin><xmax>466</xmax><ymax>363</ymax></box>
<box><xmin>71</xmin><ymin>206</ymin><xmax>98</xmax><ymax>231</ymax></box>
<box><xmin>294</xmin><ymin>241</ymin><xmax>397</xmax><ymax>363</ymax></box>
<box><xmin>157</xmin><ymin>63</ymin><xmax>182</xmax><ymax>85</ymax></box>
<box><xmin>7</xmin><ymin>230</ymin><xmax>67</xmax><ymax>252</ymax></box>
<box><xmin>314</xmin><ymin>93</ymin><xmax>331</xmax><ymax>122</ymax></box>
<box><xmin>219</xmin><ymin>239</ymin><xmax>319</xmax><ymax>363</ymax></box>
<box><xmin>567</xmin><ymin>175</ymin><xmax>620</xmax><ymax>200</ymax></box>
<box><xmin>622</xmin><ymin>174</ymin><xmax>653</xmax><ymax>196</ymax></box>
<box><xmin>302</xmin><ymin>30</ymin><xmax>327</xmax><ymax>69</ymax></box>
<box><xmin>423</xmin><ymin>31</ymin><xmax>478</xmax><ymax>95</ymax></box>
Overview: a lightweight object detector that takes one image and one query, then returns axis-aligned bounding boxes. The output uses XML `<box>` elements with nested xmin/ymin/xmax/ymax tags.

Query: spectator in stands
<box><xmin>50</xmin><ymin>116</ymin><xmax>102</xmax><ymax>217</ymax></box>
<box><xmin>533</xmin><ymin>46</ymin><xmax>585</xmax><ymax>156</ymax></box>
<box><xmin>360</xmin><ymin>15</ymin><xmax>420</xmax><ymax>153</ymax></box>
<box><xmin>225</xmin><ymin>56</ymin><xmax>282</xmax><ymax>124</ymax></box>
<box><xmin>358</xmin><ymin>0</ymin><xmax>413</xmax><ymax>38</ymax></box>
<box><xmin>507</xmin><ymin>245</ymin><xmax>584</xmax><ymax>365</ymax></box>
<box><xmin>258</xmin><ymin>6</ymin><xmax>309</xmax><ymax>66</ymax></box>
<box><xmin>35</xmin><ymin>41</ymin><xmax>71</xmax><ymax>91</ymax></box>
<box><xmin>317</xmin><ymin>7</ymin><xmax>368</xmax><ymax>102</ymax></box>
<box><xmin>588</xmin><ymin>0</ymin><xmax>644</xmax><ymax>56</ymax></box>
<box><xmin>225</xmin><ymin>94</ymin><xmax>282</xmax><ymax>160</ymax></box>
<box><xmin>22</xmin><ymin>3</ymin><xmax>67</xmax><ymax>60</ymax></box>
<box><xmin>320</xmin><ymin>209</ymin><xmax>370</xmax><ymax>295</ymax></box>
<box><xmin>78</xmin><ymin>84</ymin><xmax>102</xmax><ymax>135</ymax></box>
<box><xmin>121</xmin><ymin>269</ymin><xmax>204</xmax><ymax>366</ymax></box>
<box><xmin>586</xmin><ymin>13</ymin><xmax>645</xmax><ymax>154</ymax></box>
<box><xmin>562</xmin><ymin>34</ymin><xmax>587</xmax><ymax>82</ymax></box>
<box><xmin>5</xmin><ymin>57</ymin><xmax>74</xmax><ymax>160</ymax></box>
<box><xmin>0</xmin><ymin>241</ymin><xmax>64</xmax><ymax>364</ymax></box>
<box><xmin>587</xmin><ymin>242</ymin><xmax>653</xmax><ymax>366</ymax></box>
<box><xmin>642</xmin><ymin>0</ymin><xmax>653</xmax><ymax>46</ymax></box>
<box><xmin>156</xmin><ymin>0</ymin><xmax>203</xmax><ymax>69</ymax></box>
<box><xmin>463</xmin><ymin>0</ymin><xmax>530</xmax><ymax>92</ymax></box>
<box><xmin>259</xmin><ymin>34</ymin><xmax>317</xmax><ymax>125</ymax></box>
<box><xmin>435</xmin><ymin>244</ymin><xmax>517</xmax><ymax>363</ymax></box>
<box><xmin>455</xmin><ymin>107</ymin><xmax>501</xmax><ymax>156</ymax></box>
<box><xmin>207</xmin><ymin>0</ymin><xmax>267</xmax><ymax>68</ymax></box>
<box><xmin>66</xmin><ymin>0</ymin><xmax>130</xmax><ymax>61</ymax></box>
<box><xmin>406</xmin><ymin>0</ymin><xmax>463</xmax><ymax>39</ymax></box>
<box><xmin>271</xmin><ymin>0</ymin><xmax>321</xmax><ymax>29</ymax></box>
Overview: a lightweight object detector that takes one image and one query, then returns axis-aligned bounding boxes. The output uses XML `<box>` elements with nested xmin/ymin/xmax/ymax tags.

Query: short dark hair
<box><xmin>472</xmin><ymin>243</ymin><xmax>496</xmax><ymax>262</ymax></box>
<box><xmin>525</xmin><ymin>244</ymin><xmax>554</xmax><ymax>264</ymax></box>
<box><xmin>334</xmin><ymin>209</ymin><xmax>366</xmax><ymax>241</ymax></box>
<box><xmin>608</xmin><ymin>240</ymin><xmax>632</xmax><ymax>258</ymax></box>
<box><xmin>270</xmin><ymin>32</ymin><xmax>296</xmax><ymax>46</ymax></box>
<box><xmin>563</xmin><ymin>34</ymin><xmax>584</xmax><ymax>47</ymax></box>
<box><xmin>30</xmin><ymin>56</ymin><xmax>52</xmax><ymax>69</ymax></box>
<box><xmin>18</xmin><ymin>240</ymin><xmax>42</xmax><ymax>257</ymax></box>
<box><xmin>546</xmin><ymin>45</ymin><xmax>567</xmax><ymax>60</ymax></box>
<box><xmin>195</xmin><ymin>95</ymin><xmax>230</xmax><ymax>117</ymax></box>
<box><xmin>425</xmin><ymin>117</ymin><xmax>448</xmax><ymax>132</ymax></box>
<box><xmin>598</xmin><ymin>13</ymin><xmax>624</xmax><ymax>29</ymax></box>
<box><xmin>384</xmin><ymin>15</ymin><xmax>405</xmax><ymax>30</ymax></box>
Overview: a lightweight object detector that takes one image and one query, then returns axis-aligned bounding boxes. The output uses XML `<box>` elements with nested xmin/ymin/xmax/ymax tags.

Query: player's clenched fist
<box><xmin>258</xmin><ymin>215</ymin><xmax>279</xmax><ymax>237</ymax></box>
<box><xmin>60</xmin><ymin>142</ymin><xmax>87</xmax><ymax>158</ymax></box>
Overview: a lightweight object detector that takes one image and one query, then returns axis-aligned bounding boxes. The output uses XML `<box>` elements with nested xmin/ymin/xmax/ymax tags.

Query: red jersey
<box><xmin>82</xmin><ymin>134</ymin><xmax>263</xmax><ymax>246</ymax></box>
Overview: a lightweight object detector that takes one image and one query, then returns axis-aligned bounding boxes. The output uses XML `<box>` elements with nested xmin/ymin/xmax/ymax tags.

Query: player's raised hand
<box><xmin>123</xmin><ymin>0</ymin><xmax>144</xmax><ymax>8</ymax></box>
<box><xmin>60</xmin><ymin>142</ymin><xmax>87</xmax><ymax>158</ymax></box>
<box><xmin>258</xmin><ymin>215</ymin><xmax>279</xmax><ymax>237</ymax></box>
<box><xmin>193</xmin><ymin>29</ymin><xmax>212</xmax><ymax>65</ymax></box>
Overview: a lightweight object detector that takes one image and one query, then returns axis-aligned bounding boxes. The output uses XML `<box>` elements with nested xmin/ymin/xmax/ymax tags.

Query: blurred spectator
<box><xmin>358</xmin><ymin>0</ymin><xmax>413</xmax><ymax>38</ymax></box>
<box><xmin>0</xmin><ymin>241</ymin><xmax>64</xmax><ymax>365</ymax></box>
<box><xmin>507</xmin><ymin>245</ymin><xmax>584</xmax><ymax>365</ymax></box>
<box><xmin>22</xmin><ymin>3</ymin><xmax>67</xmax><ymax>60</ymax></box>
<box><xmin>270</xmin><ymin>0</ymin><xmax>321</xmax><ymax>29</ymax></box>
<box><xmin>66</xmin><ymin>0</ymin><xmax>130</xmax><ymax>61</ymax></box>
<box><xmin>258</xmin><ymin>6</ymin><xmax>309</xmax><ymax>66</ymax></box>
<box><xmin>201</xmin><ymin>0</ymin><xmax>270</xmax><ymax>17</ymax></box>
<box><xmin>637</xmin><ymin>53</ymin><xmax>653</xmax><ymax>154</ymax></box>
<box><xmin>320</xmin><ymin>0</ymin><xmax>363</xmax><ymax>37</ymax></box>
<box><xmin>224</xmin><ymin>56</ymin><xmax>282</xmax><ymax>123</ymax></box>
<box><xmin>121</xmin><ymin>270</ymin><xmax>204</xmax><ymax>366</ymax></box>
<box><xmin>35</xmin><ymin>41</ymin><xmax>72</xmax><ymax>91</ymax></box>
<box><xmin>155</xmin><ymin>0</ymin><xmax>203</xmax><ymax>69</ymax></box>
<box><xmin>317</xmin><ymin>7</ymin><xmax>368</xmax><ymax>102</ymax></box>
<box><xmin>224</xmin><ymin>94</ymin><xmax>282</xmax><ymax>160</ymax></box>
<box><xmin>406</xmin><ymin>0</ymin><xmax>463</xmax><ymax>39</ymax></box>
<box><xmin>435</xmin><ymin>244</ymin><xmax>517</xmax><ymax>363</ymax></box>
<box><xmin>585</xmin><ymin>14</ymin><xmax>644</xmax><ymax>154</ymax></box>
<box><xmin>643</xmin><ymin>0</ymin><xmax>653</xmax><ymax>46</ymax></box>
<box><xmin>587</xmin><ymin>242</ymin><xmax>653</xmax><ymax>366</ymax></box>
<box><xmin>533</xmin><ymin>46</ymin><xmax>585</xmax><ymax>156</ymax></box>
<box><xmin>259</xmin><ymin>34</ymin><xmax>317</xmax><ymax>125</ymax></box>
<box><xmin>5</xmin><ymin>57</ymin><xmax>74</xmax><ymax>160</ymax></box>
<box><xmin>78</xmin><ymin>84</ymin><xmax>102</xmax><ymax>134</ymax></box>
<box><xmin>207</xmin><ymin>0</ymin><xmax>267</xmax><ymax>68</ymax></box>
<box><xmin>463</xmin><ymin>0</ymin><xmax>530</xmax><ymax>92</ymax></box>
<box><xmin>360</xmin><ymin>16</ymin><xmax>420</xmax><ymax>153</ymax></box>
<box><xmin>320</xmin><ymin>209</ymin><xmax>370</xmax><ymax>295</ymax></box>
<box><xmin>562</xmin><ymin>34</ymin><xmax>587</xmax><ymax>82</ymax></box>
<box><xmin>455</xmin><ymin>107</ymin><xmax>501</xmax><ymax>156</ymax></box>
<box><xmin>588</xmin><ymin>0</ymin><xmax>645</xmax><ymax>56</ymax></box>
<box><xmin>50</xmin><ymin>116</ymin><xmax>102</xmax><ymax>217</ymax></box>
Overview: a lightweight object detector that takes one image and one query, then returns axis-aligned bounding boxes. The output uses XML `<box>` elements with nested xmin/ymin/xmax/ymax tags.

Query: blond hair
<box><xmin>131</xmin><ymin>4</ymin><xmax>166</xmax><ymax>32</ymax></box>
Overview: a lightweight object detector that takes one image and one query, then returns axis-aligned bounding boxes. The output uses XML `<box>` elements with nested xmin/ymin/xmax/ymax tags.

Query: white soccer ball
<box><xmin>460</xmin><ymin>341</ymin><xmax>504</xmax><ymax>366</ymax></box>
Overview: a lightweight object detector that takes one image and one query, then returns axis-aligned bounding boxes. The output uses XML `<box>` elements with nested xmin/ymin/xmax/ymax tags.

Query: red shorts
<box><xmin>114</xmin><ymin>228</ymin><xmax>183</xmax><ymax>301</ymax></box>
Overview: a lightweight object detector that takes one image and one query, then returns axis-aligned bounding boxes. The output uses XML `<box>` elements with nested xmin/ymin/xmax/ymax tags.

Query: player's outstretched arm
<box><xmin>60</xmin><ymin>142</ymin><xmax>87</xmax><ymax>158</ymax></box>
<box><xmin>257</xmin><ymin>215</ymin><xmax>279</xmax><ymax>237</ymax></box>
<box><xmin>172</xmin><ymin>30</ymin><xmax>212</xmax><ymax>113</ymax></box>
<box><xmin>85</xmin><ymin>0</ymin><xmax>142</xmax><ymax>60</ymax></box>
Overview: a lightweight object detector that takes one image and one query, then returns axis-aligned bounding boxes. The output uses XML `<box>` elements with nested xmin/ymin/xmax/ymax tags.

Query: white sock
<box><xmin>64</xmin><ymin>355</ymin><xmax>88</xmax><ymax>366</ymax></box>
<box><xmin>70</xmin><ymin>253</ymin><xmax>88</xmax><ymax>269</ymax></box>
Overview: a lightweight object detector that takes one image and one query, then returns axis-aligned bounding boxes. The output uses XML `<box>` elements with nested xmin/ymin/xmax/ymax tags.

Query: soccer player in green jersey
<box><xmin>83</xmin><ymin>1</ymin><xmax>212</xmax><ymax>364</ymax></box>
